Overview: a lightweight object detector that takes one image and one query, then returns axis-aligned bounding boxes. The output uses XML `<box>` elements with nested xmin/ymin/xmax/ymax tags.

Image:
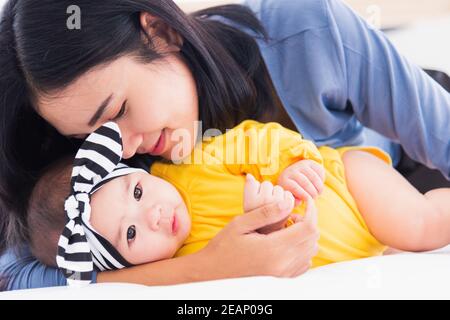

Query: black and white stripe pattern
<box><xmin>56</xmin><ymin>122</ymin><xmax>145</xmax><ymax>286</ymax></box>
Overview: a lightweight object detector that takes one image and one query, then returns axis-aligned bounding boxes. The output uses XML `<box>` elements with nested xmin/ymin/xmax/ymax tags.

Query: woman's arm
<box><xmin>98</xmin><ymin>201</ymin><xmax>320</xmax><ymax>285</ymax></box>
<box><xmin>325</xmin><ymin>0</ymin><xmax>450</xmax><ymax>176</ymax></box>
<box><xmin>0</xmin><ymin>247</ymin><xmax>70</xmax><ymax>290</ymax></box>
<box><xmin>2</xmin><ymin>202</ymin><xmax>318</xmax><ymax>290</ymax></box>
<box><xmin>242</xmin><ymin>0</ymin><xmax>450</xmax><ymax>176</ymax></box>
<box><xmin>97</xmin><ymin>250</ymin><xmax>212</xmax><ymax>285</ymax></box>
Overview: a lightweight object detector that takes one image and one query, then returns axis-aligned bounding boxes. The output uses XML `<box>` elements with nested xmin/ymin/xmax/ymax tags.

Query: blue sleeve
<box><xmin>325</xmin><ymin>0</ymin><xmax>450</xmax><ymax>177</ymax></box>
<box><xmin>0</xmin><ymin>246</ymin><xmax>97</xmax><ymax>291</ymax></box>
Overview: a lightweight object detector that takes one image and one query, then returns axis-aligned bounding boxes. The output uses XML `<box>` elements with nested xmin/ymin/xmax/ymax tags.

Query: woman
<box><xmin>1</xmin><ymin>0</ymin><xmax>450</xmax><ymax>290</ymax></box>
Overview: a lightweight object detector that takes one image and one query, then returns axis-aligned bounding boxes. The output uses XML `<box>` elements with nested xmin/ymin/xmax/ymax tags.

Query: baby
<box><xmin>27</xmin><ymin>120</ymin><xmax>450</xmax><ymax>285</ymax></box>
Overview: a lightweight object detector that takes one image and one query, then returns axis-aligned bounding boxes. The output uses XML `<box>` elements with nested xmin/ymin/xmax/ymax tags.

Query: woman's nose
<box><xmin>144</xmin><ymin>205</ymin><xmax>162</xmax><ymax>232</ymax></box>
<box><xmin>122</xmin><ymin>132</ymin><xmax>143</xmax><ymax>159</ymax></box>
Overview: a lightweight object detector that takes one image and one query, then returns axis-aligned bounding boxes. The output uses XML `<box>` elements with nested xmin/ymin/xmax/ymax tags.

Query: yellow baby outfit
<box><xmin>151</xmin><ymin>120</ymin><xmax>389</xmax><ymax>267</ymax></box>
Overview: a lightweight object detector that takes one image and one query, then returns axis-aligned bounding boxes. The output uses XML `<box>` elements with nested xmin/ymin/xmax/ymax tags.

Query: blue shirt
<box><xmin>238</xmin><ymin>0</ymin><xmax>450</xmax><ymax>173</ymax></box>
<box><xmin>3</xmin><ymin>0</ymin><xmax>450</xmax><ymax>291</ymax></box>
<box><xmin>0</xmin><ymin>247</ymin><xmax>97</xmax><ymax>290</ymax></box>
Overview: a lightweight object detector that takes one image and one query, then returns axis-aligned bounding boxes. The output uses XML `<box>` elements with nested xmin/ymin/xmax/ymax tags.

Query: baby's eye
<box><xmin>127</xmin><ymin>225</ymin><xmax>136</xmax><ymax>241</ymax></box>
<box><xmin>134</xmin><ymin>184</ymin><xmax>143</xmax><ymax>201</ymax></box>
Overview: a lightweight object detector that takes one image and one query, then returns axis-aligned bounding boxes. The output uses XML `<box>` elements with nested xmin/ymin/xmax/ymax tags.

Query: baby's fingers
<box><xmin>292</xmin><ymin>169</ymin><xmax>319</xmax><ymax>200</ymax></box>
<box><xmin>282</xmin><ymin>190</ymin><xmax>295</xmax><ymax>213</ymax></box>
<box><xmin>283</xmin><ymin>179</ymin><xmax>310</xmax><ymax>204</ymax></box>
<box><xmin>244</xmin><ymin>174</ymin><xmax>260</xmax><ymax>198</ymax></box>
<box><xmin>300</xmin><ymin>166</ymin><xmax>324</xmax><ymax>195</ymax></box>
<box><xmin>305</xmin><ymin>161</ymin><xmax>326</xmax><ymax>182</ymax></box>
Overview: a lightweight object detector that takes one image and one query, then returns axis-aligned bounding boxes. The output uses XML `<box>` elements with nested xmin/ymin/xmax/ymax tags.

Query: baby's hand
<box><xmin>244</xmin><ymin>174</ymin><xmax>295</xmax><ymax>212</ymax></box>
<box><xmin>277</xmin><ymin>160</ymin><xmax>325</xmax><ymax>205</ymax></box>
<box><xmin>244</xmin><ymin>174</ymin><xmax>295</xmax><ymax>234</ymax></box>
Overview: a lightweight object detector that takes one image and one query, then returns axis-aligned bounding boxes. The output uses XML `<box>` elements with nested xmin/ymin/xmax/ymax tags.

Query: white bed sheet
<box><xmin>1</xmin><ymin>247</ymin><xmax>450</xmax><ymax>300</ymax></box>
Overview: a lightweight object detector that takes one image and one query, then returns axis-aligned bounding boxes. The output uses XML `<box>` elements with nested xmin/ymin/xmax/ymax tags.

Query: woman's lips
<box><xmin>149</xmin><ymin>129</ymin><xmax>166</xmax><ymax>156</ymax></box>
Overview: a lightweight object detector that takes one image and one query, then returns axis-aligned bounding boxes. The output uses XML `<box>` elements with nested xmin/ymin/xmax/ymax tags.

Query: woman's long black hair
<box><xmin>0</xmin><ymin>0</ymin><xmax>284</xmax><ymax>255</ymax></box>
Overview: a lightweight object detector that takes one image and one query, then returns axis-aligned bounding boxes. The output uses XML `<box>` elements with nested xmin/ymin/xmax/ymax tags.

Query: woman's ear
<box><xmin>139</xmin><ymin>12</ymin><xmax>184</xmax><ymax>53</ymax></box>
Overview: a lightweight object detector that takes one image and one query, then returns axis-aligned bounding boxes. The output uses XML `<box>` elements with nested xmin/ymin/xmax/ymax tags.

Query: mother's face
<box><xmin>36</xmin><ymin>53</ymin><xmax>199</xmax><ymax>161</ymax></box>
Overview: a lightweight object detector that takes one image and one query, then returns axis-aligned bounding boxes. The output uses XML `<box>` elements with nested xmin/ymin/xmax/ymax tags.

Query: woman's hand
<box><xmin>201</xmin><ymin>196</ymin><xmax>320</xmax><ymax>278</ymax></box>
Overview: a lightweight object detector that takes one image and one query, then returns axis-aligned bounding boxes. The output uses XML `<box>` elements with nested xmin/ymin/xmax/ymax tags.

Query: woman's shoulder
<box><xmin>241</xmin><ymin>0</ymin><xmax>330</xmax><ymax>41</ymax></box>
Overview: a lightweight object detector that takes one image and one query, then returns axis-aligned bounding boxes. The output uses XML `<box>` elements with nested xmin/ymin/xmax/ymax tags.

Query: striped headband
<box><xmin>56</xmin><ymin>121</ymin><xmax>146</xmax><ymax>286</ymax></box>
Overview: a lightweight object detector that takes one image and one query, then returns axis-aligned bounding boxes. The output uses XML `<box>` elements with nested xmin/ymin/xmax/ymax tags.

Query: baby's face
<box><xmin>89</xmin><ymin>171</ymin><xmax>191</xmax><ymax>265</ymax></box>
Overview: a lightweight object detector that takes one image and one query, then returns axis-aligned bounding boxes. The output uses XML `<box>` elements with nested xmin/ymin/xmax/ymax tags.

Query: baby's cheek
<box><xmin>150</xmin><ymin>237</ymin><xmax>179</xmax><ymax>261</ymax></box>
<box><xmin>128</xmin><ymin>247</ymin><xmax>158</xmax><ymax>265</ymax></box>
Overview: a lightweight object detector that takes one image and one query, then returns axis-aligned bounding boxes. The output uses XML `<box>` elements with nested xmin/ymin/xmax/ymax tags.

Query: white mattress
<box><xmin>2</xmin><ymin>247</ymin><xmax>450</xmax><ymax>299</ymax></box>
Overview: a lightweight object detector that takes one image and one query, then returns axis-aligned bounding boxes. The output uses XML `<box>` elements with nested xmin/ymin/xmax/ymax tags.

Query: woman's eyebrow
<box><xmin>88</xmin><ymin>93</ymin><xmax>114</xmax><ymax>126</ymax></box>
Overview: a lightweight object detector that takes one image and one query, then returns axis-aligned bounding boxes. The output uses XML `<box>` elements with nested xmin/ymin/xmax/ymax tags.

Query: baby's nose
<box><xmin>146</xmin><ymin>205</ymin><xmax>162</xmax><ymax>231</ymax></box>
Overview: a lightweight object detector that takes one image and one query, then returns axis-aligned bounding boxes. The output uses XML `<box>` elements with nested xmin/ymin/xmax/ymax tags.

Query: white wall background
<box><xmin>2</xmin><ymin>1</ymin><xmax>450</xmax><ymax>27</ymax></box>
<box><xmin>0</xmin><ymin>0</ymin><xmax>233</xmax><ymax>13</ymax></box>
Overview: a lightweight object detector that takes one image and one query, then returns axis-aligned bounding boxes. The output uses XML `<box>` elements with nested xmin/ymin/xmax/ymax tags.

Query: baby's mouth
<box><xmin>171</xmin><ymin>211</ymin><xmax>178</xmax><ymax>235</ymax></box>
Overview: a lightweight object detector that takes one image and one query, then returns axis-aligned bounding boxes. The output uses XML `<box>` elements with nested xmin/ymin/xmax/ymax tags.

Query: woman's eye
<box><xmin>113</xmin><ymin>100</ymin><xmax>127</xmax><ymax>120</ymax></box>
<box><xmin>127</xmin><ymin>225</ymin><xmax>136</xmax><ymax>241</ymax></box>
<box><xmin>134</xmin><ymin>184</ymin><xmax>143</xmax><ymax>201</ymax></box>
